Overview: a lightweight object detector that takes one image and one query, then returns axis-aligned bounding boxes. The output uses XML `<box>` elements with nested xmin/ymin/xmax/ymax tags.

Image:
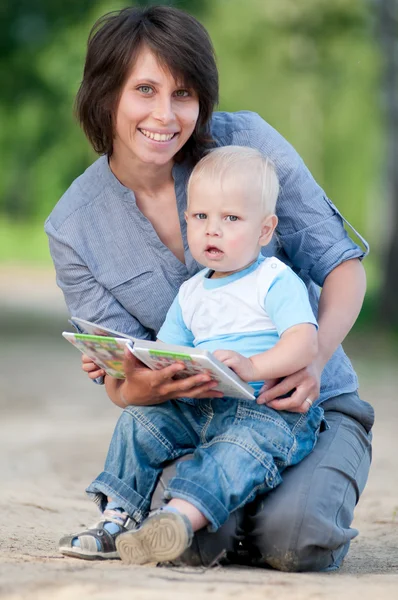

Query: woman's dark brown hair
<box><xmin>75</xmin><ymin>5</ymin><xmax>219</xmax><ymax>164</ymax></box>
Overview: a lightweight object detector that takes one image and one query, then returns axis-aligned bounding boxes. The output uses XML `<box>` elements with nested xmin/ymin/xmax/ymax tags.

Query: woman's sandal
<box><xmin>59</xmin><ymin>510</ymin><xmax>135</xmax><ymax>560</ymax></box>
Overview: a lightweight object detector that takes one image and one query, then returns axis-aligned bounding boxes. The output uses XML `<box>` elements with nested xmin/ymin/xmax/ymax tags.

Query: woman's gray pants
<box><xmin>150</xmin><ymin>391</ymin><xmax>374</xmax><ymax>572</ymax></box>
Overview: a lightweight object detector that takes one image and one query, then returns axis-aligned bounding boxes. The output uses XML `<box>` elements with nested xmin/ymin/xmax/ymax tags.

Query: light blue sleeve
<box><xmin>264</xmin><ymin>268</ymin><xmax>318</xmax><ymax>336</ymax></box>
<box><xmin>157</xmin><ymin>294</ymin><xmax>195</xmax><ymax>347</ymax></box>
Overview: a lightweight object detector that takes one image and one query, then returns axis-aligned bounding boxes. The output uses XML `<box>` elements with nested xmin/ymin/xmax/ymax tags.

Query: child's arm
<box><xmin>214</xmin><ymin>323</ymin><xmax>318</xmax><ymax>382</ymax></box>
<box><xmin>214</xmin><ymin>266</ymin><xmax>318</xmax><ymax>383</ymax></box>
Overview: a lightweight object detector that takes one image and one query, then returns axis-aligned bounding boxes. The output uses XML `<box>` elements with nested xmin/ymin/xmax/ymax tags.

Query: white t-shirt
<box><xmin>158</xmin><ymin>255</ymin><xmax>317</xmax><ymax>394</ymax></box>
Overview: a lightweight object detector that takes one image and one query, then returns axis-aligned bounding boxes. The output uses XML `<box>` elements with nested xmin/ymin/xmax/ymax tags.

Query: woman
<box><xmin>45</xmin><ymin>5</ymin><xmax>374</xmax><ymax>571</ymax></box>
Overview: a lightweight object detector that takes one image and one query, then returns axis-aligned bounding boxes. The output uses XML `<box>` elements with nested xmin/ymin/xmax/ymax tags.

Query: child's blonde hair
<box><xmin>187</xmin><ymin>146</ymin><xmax>280</xmax><ymax>215</ymax></box>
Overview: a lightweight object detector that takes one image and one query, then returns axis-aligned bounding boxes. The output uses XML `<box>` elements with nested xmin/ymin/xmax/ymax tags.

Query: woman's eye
<box><xmin>225</xmin><ymin>215</ymin><xmax>238</xmax><ymax>222</ymax></box>
<box><xmin>195</xmin><ymin>213</ymin><xmax>207</xmax><ymax>220</ymax></box>
<box><xmin>137</xmin><ymin>85</ymin><xmax>153</xmax><ymax>94</ymax></box>
<box><xmin>175</xmin><ymin>89</ymin><xmax>189</xmax><ymax>97</ymax></box>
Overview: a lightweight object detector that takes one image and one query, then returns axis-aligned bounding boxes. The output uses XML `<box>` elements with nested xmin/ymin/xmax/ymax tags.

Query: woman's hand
<box><xmin>256</xmin><ymin>360</ymin><xmax>322</xmax><ymax>413</ymax></box>
<box><xmin>118</xmin><ymin>348</ymin><xmax>224</xmax><ymax>406</ymax></box>
<box><xmin>81</xmin><ymin>353</ymin><xmax>106</xmax><ymax>380</ymax></box>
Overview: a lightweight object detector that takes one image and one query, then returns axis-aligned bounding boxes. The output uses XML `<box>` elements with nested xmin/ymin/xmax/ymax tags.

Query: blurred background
<box><xmin>0</xmin><ymin>0</ymin><xmax>397</xmax><ymax>339</ymax></box>
<box><xmin>1</xmin><ymin>3</ymin><xmax>398</xmax><ymax>586</ymax></box>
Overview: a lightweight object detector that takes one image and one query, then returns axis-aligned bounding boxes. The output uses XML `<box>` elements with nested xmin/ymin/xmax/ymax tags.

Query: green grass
<box><xmin>0</xmin><ymin>218</ymin><xmax>52</xmax><ymax>264</ymax></box>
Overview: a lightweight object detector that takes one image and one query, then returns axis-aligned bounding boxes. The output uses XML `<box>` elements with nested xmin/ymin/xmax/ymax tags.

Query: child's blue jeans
<box><xmin>86</xmin><ymin>398</ymin><xmax>324</xmax><ymax>531</ymax></box>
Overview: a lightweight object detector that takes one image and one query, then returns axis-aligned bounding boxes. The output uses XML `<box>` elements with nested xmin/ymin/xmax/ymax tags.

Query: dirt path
<box><xmin>0</xmin><ymin>267</ymin><xmax>397</xmax><ymax>599</ymax></box>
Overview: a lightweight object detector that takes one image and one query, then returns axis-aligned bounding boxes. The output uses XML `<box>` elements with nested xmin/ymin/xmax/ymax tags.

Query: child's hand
<box><xmin>213</xmin><ymin>350</ymin><xmax>256</xmax><ymax>382</ymax></box>
<box><xmin>82</xmin><ymin>353</ymin><xmax>106</xmax><ymax>380</ymax></box>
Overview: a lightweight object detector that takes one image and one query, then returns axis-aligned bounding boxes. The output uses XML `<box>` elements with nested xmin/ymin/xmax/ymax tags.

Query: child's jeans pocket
<box><xmin>284</xmin><ymin>405</ymin><xmax>325</xmax><ymax>465</ymax></box>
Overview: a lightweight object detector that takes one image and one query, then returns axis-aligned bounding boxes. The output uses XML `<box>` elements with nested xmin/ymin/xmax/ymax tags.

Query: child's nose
<box><xmin>206</xmin><ymin>220</ymin><xmax>222</xmax><ymax>236</ymax></box>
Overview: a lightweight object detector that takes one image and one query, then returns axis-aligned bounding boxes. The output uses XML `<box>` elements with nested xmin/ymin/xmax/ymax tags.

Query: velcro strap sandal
<box><xmin>59</xmin><ymin>510</ymin><xmax>135</xmax><ymax>560</ymax></box>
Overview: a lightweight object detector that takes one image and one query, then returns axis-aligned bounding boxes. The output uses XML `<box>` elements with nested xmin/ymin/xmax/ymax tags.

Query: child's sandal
<box><xmin>59</xmin><ymin>513</ymin><xmax>135</xmax><ymax>560</ymax></box>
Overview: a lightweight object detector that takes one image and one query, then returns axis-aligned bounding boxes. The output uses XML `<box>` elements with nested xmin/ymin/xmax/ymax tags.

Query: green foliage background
<box><xmin>0</xmin><ymin>0</ymin><xmax>383</xmax><ymax>293</ymax></box>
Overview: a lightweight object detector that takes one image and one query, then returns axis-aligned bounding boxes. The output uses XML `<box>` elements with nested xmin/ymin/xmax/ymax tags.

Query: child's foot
<box><xmin>116</xmin><ymin>508</ymin><xmax>193</xmax><ymax>565</ymax></box>
<box><xmin>59</xmin><ymin>507</ymin><xmax>134</xmax><ymax>560</ymax></box>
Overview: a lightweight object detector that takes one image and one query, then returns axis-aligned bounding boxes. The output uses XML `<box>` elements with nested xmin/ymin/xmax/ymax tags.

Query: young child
<box><xmin>61</xmin><ymin>147</ymin><xmax>322</xmax><ymax>564</ymax></box>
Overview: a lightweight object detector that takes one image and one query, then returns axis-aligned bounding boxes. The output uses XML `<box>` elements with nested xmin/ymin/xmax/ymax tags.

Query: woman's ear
<box><xmin>259</xmin><ymin>214</ymin><xmax>278</xmax><ymax>247</ymax></box>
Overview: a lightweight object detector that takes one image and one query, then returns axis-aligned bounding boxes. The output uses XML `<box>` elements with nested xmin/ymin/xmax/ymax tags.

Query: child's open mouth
<box><xmin>205</xmin><ymin>245</ymin><xmax>224</xmax><ymax>258</ymax></box>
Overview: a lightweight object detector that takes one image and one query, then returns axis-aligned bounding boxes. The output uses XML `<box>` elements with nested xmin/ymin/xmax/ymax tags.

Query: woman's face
<box><xmin>111</xmin><ymin>46</ymin><xmax>200</xmax><ymax>167</ymax></box>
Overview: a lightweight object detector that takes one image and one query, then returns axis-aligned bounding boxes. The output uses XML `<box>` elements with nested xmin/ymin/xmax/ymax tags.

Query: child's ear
<box><xmin>259</xmin><ymin>214</ymin><xmax>278</xmax><ymax>246</ymax></box>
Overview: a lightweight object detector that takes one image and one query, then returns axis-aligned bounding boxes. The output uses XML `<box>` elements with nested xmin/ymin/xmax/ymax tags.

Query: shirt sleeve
<box><xmin>264</xmin><ymin>268</ymin><xmax>318</xmax><ymax>336</ymax></box>
<box><xmin>228</xmin><ymin>112</ymin><xmax>369</xmax><ymax>287</ymax></box>
<box><xmin>157</xmin><ymin>294</ymin><xmax>195</xmax><ymax>347</ymax></box>
<box><xmin>46</xmin><ymin>218</ymin><xmax>152</xmax><ymax>340</ymax></box>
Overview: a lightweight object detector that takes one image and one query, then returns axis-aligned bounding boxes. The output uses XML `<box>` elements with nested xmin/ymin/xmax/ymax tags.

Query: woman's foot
<box><xmin>116</xmin><ymin>509</ymin><xmax>193</xmax><ymax>565</ymax></box>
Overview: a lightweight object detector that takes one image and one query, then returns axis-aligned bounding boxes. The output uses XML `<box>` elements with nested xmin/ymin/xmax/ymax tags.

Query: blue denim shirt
<box><xmin>45</xmin><ymin>111</ymin><xmax>368</xmax><ymax>405</ymax></box>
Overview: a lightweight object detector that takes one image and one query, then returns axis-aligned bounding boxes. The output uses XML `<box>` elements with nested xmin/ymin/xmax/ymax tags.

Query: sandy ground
<box><xmin>0</xmin><ymin>265</ymin><xmax>397</xmax><ymax>599</ymax></box>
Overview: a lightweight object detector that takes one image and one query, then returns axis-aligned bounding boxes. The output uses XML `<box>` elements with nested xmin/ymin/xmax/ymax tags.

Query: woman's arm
<box><xmin>258</xmin><ymin>258</ymin><xmax>366</xmax><ymax>411</ymax></box>
<box><xmin>105</xmin><ymin>349</ymin><xmax>223</xmax><ymax>408</ymax></box>
<box><xmin>45</xmin><ymin>225</ymin><xmax>152</xmax><ymax>339</ymax></box>
<box><xmin>230</xmin><ymin>114</ymin><xmax>368</xmax><ymax>411</ymax></box>
<box><xmin>81</xmin><ymin>349</ymin><xmax>224</xmax><ymax>408</ymax></box>
<box><xmin>46</xmin><ymin>226</ymin><xmax>213</xmax><ymax>406</ymax></box>
<box><xmin>315</xmin><ymin>258</ymin><xmax>366</xmax><ymax>370</ymax></box>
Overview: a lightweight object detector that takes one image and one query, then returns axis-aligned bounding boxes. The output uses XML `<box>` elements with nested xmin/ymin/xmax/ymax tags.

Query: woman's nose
<box><xmin>152</xmin><ymin>95</ymin><xmax>174</xmax><ymax>124</ymax></box>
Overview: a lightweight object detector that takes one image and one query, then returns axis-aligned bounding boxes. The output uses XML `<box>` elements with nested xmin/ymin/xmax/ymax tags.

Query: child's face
<box><xmin>186</xmin><ymin>176</ymin><xmax>277</xmax><ymax>277</ymax></box>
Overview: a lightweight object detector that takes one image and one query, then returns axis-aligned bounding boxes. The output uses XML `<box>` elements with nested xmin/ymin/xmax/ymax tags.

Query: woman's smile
<box><xmin>139</xmin><ymin>128</ymin><xmax>178</xmax><ymax>142</ymax></box>
<box><xmin>111</xmin><ymin>46</ymin><xmax>199</xmax><ymax>169</ymax></box>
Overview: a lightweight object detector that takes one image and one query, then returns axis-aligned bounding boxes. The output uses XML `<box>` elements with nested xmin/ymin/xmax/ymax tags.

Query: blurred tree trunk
<box><xmin>376</xmin><ymin>0</ymin><xmax>398</xmax><ymax>324</ymax></box>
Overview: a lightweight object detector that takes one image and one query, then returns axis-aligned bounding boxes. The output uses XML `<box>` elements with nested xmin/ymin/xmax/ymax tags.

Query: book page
<box><xmin>131</xmin><ymin>345</ymin><xmax>255</xmax><ymax>400</ymax></box>
<box><xmin>63</xmin><ymin>333</ymin><xmax>128</xmax><ymax>379</ymax></box>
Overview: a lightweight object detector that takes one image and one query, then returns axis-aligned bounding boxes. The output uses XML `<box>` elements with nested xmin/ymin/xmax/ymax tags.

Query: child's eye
<box><xmin>225</xmin><ymin>215</ymin><xmax>239</xmax><ymax>222</ymax></box>
<box><xmin>174</xmin><ymin>89</ymin><xmax>189</xmax><ymax>97</ymax></box>
<box><xmin>137</xmin><ymin>85</ymin><xmax>153</xmax><ymax>94</ymax></box>
<box><xmin>195</xmin><ymin>213</ymin><xmax>207</xmax><ymax>220</ymax></box>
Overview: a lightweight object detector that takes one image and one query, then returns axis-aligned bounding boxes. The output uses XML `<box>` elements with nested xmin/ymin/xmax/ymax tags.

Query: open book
<box><xmin>63</xmin><ymin>317</ymin><xmax>256</xmax><ymax>400</ymax></box>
